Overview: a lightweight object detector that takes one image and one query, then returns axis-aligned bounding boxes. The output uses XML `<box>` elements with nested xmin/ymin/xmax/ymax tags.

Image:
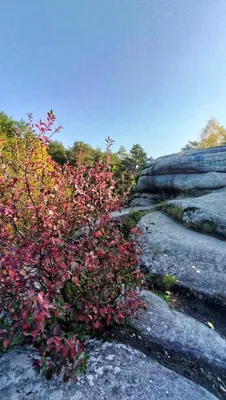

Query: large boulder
<box><xmin>135</xmin><ymin>172</ymin><xmax>226</xmax><ymax>193</ymax></box>
<box><xmin>142</xmin><ymin>146</ymin><xmax>226</xmax><ymax>175</ymax></box>
<box><xmin>134</xmin><ymin>146</ymin><xmax>226</xmax><ymax>193</ymax></box>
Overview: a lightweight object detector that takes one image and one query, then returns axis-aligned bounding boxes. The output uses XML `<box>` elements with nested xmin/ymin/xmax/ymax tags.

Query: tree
<box><xmin>66</xmin><ymin>141</ymin><xmax>104</xmax><ymax>166</ymax></box>
<box><xmin>199</xmin><ymin>118</ymin><xmax>226</xmax><ymax>148</ymax></box>
<box><xmin>222</xmin><ymin>135</ymin><xmax>226</xmax><ymax>145</ymax></box>
<box><xmin>128</xmin><ymin>144</ymin><xmax>149</xmax><ymax>173</ymax></box>
<box><xmin>116</xmin><ymin>145</ymin><xmax>127</xmax><ymax>160</ymax></box>
<box><xmin>119</xmin><ymin>144</ymin><xmax>149</xmax><ymax>176</ymax></box>
<box><xmin>0</xmin><ymin>111</ymin><xmax>27</xmax><ymax>138</ymax></box>
<box><xmin>181</xmin><ymin>118</ymin><xmax>226</xmax><ymax>151</ymax></box>
<box><xmin>0</xmin><ymin>112</ymin><xmax>16</xmax><ymax>138</ymax></box>
<box><xmin>181</xmin><ymin>140</ymin><xmax>200</xmax><ymax>151</ymax></box>
<box><xmin>48</xmin><ymin>140</ymin><xmax>67</xmax><ymax>165</ymax></box>
<box><xmin>0</xmin><ymin>112</ymin><xmax>51</xmax><ymax>177</ymax></box>
<box><xmin>113</xmin><ymin>144</ymin><xmax>152</xmax><ymax>199</ymax></box>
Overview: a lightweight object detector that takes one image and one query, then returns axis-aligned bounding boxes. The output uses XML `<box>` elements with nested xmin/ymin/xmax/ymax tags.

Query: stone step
<box><xmin>138</xmin><ymin>211</ymin><xmax>226</xmax><ymax>302</ymax></box>
<box><xmin>163</xmin><ymin>188</ymin><xmax>226</xmax><ymax>239</ymax></box>
<box><xmin>0</xmin><ymin>342</ymin><xmax>218</xmax><ymax>400</ymax></box>
<box><xmin>130</xmin><ymin>291</ymin><xmax>226</xmax><ymax>371</ymax></box>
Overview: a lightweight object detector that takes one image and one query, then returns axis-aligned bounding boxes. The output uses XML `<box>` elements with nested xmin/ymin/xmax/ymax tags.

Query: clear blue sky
<box><xmin>1</xmin><ymin>0</ymin><xmax>226</xmax><ymax>158</ymax></box>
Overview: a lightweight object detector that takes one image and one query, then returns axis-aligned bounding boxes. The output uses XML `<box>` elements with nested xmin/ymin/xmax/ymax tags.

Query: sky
<box><xmin>0</xmin><ymin>0</ymin><xmax>226</xmax><ymax>159</ymax></box>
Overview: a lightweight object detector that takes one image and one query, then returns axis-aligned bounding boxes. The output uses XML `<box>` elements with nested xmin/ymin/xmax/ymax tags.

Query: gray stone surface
<box><xmin>143</xmin><ymin>146</ymin><xmax>226</xmax><ymax>175</ymax></box>
<box><xmin>127</xmin><ymin>193</ymin><xmax>157</xmax><ymax>207</ymax></box>
<box><xmin>165</xmin><ymin>188</ymin><xmax>226</xmax><ymax>238</ymax></box>
<box><xmin>130</xmin><ymin>291</ymin><xmax>226</xmax><ymax>370</ymax></box>
<box><xmin>134</xmin><ymin>146</ymin><xmax>226</xmax><ymax>193</ymax></box>
<box><xmin>135</xmin><ymin>172</ymin><xmax>226</xmax><ymax>193</ymax></box>
<box><xmin>111</xmin><ymin>205</ymin><xmax>156</xmax><ymax>219</ymax></box>
<box><xmin>0</xmin><ymin>343</ymin><xmax>217</xmax><ymax>400</ymax></box>
<box><xmin>138</xmin><ymin>211</ymin><xmax>226</xmax><ymax>301</ymax></box>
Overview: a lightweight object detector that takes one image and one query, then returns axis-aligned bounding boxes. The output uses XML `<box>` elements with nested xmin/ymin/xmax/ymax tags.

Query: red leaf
<box><xmin>71</xmin><ymin>346</ymin><xmax>77</xmax><ymax>358</ymax></box>
<box><xmin>93</xmin><ymin>320</ymin><xmax>102</xmax><ymax>330</ymax></box>
<box><xmin>3</xmin><ymin>339</ymin><xmax>9</xmax><ymax>349</ymax></box>
<box><xmin>94</xmin><ymin>231</ymin><xmax>102</xmax><ymax>238</ymax></box>
<box><xmin>73</xmin><ymin>277</ymin><xmax>79</xmax><ymax>286</ymax></box>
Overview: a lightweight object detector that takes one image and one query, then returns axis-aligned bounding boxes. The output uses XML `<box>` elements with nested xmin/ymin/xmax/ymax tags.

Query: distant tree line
<box><xmin>3</xmin><ymin>111</ymin><xmax>225</xmax><ymax>199</ymax></box>
<box><xmin>48</xmin><ymin>141</ymin><xmax>153</xmax><ymax>198</ymax></box>
<box><xmin>0</xmin><ymin>111</ymin><xmax>153</xmax><ymax>199</ymax></box>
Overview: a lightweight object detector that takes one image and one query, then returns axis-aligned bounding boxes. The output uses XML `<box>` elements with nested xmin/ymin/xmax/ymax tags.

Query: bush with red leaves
<box><xmin>0</xmin><ymin>112</ymin><xmax>143</xmax><ymax>381</ymax></box>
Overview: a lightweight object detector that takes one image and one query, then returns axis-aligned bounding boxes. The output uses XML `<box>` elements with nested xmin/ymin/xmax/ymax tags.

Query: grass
<box><xmin>152</xmin><ymin>290</ymin><xmax>171</xmax><ymax>305</ymax></box>
<box><xmin>145</xmin><ymin>273</ymin><xmax>177</xmax><ymax>305</ymax></box>
<box><xmin>161</xmin><ymin>204</ymin><xmax>215</xmax><ymax>235</ymax></box>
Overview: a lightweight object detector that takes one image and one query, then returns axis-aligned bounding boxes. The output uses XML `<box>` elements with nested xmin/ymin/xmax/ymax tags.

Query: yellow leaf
<box><xmin>207</xmin><ymin>321</ymin><xmax>214</xmax><ymax>329</ymax></box>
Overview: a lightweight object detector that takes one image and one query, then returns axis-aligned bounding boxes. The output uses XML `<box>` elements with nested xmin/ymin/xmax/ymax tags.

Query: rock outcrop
<box><xmin>134</xmin><ymin>146</ymin><xmax>226</xmax><ymax>194</ymax></box>
<box><xmin>131</xmin><ymin>145</ymin><xmax>226</xmax><ymax>243</ymax></box>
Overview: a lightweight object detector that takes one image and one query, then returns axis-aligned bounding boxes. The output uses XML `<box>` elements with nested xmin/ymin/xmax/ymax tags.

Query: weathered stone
<box><xmin>127</xmin><ymin>193</ymin><xmax>157</xmax><ymax>207</ymax></box>
<box><xmin>134</xmin><ymin>146</ymin><xmax>226</xmax><ymax>193</ymax></box>
<box><xmin>135</xmin><ymin>172</ymin><xmax>226</xmax><ymax>193</ymax></box>
<box><xmin>143</xmin><ymin>146</ymin><xmax>226</xmax><ymax>175</ymax></box>
<box><xmin>0</xmin><ymin>343</ymin><xmax>217</xmax><ymax>400</ymax></box>
<box><xmin>164</xmin><ymin>188</ymin><xmax>226</xmax><ymax>238</ymax></box>
<box><xmin>111</xmin><ymin>205</ymin><xmax>156</xmax><ymax>219</ymax></box>
<box><xmin>138</xmin><ymin>211</ymin><xmax>226</xmax><ymax>301</ymax></box>
<box><xmin>130</xmin><ymin>291</ymin><xmax>226</xmax><ymax>370</ymax></box>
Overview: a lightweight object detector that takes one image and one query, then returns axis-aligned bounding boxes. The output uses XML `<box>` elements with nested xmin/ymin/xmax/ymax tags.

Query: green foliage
<box><xmin>152</xmin><ymin>290</ymin><xmax>171</xmax><ymax>305</ymax></box>
<box><xmin>162</xmin><ymin>274</ymin><xmax>177</xmax><ymax>290</ymax></box>
<box><xmin>145</xmin><ymin>273</ymin><xmax>176</xmax><ymax>291</ymax></box>
<box><xmin>163</xmin><ymin>204</ymin><xmax>215</xmax><ymax>235</ymax></box>
<box><xmin>0</xmin><ymin>112</ymin><xmax>16</xmax><ymax>138</ymax></box>
<box><xmin>48</xmin><ymin>139</ymin><xmax>154</xmax><ymax>199</ymax></box>
<box><xmin>183</xmin><ymin>220</ymin><xmax>215</xmax><ymax>234</ymax></box>
<box><xmin>0</xmin><ymin>111</ymin><xmax>27</xmax><ymax>138</ymax></box>
<box><xmin>117</xmin><ymin>144</ymin><xmax>151</xmax><ymax>176</ymax></box>
<box><xmin>181</xmin><ymin>140</ymin><xmax>200</xmax><ymax>151</ymax></box>
<box><xmin>145</xmin><ymin>274</ymin><xmax>176</xmax><ymax>304</ymax></box>
<box><xmin>202</xmin><ymin>222</ymin><xmax>214</xmax><ymax>233</ymax></box>
<box><xmin>162</xmin><ymin>205</ymin><xmax>183</xmax><ymax>221</ymax></box>
<box><xmin>113</xmin><ymin>144</ymin><xmax>153</xmax><ymax>199</ymax></box>
<box><xmin>48</xmin><ymin>140</ymin><xmax>67</xmax><ymax>165</ymax></box>
<box><xmin>120</xmin><ymin>210</ymin><xmax>149</xmax><ymax>238</ymax></box>
<box><xmin>199</xmin><ymin>118</ymin><xmax>226</xmax><ymax>148</ymax></box>
<box><xmin>66</xmin><ymin>141</ymin><xmax>104</xmax><ymax>167</ymax></box>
